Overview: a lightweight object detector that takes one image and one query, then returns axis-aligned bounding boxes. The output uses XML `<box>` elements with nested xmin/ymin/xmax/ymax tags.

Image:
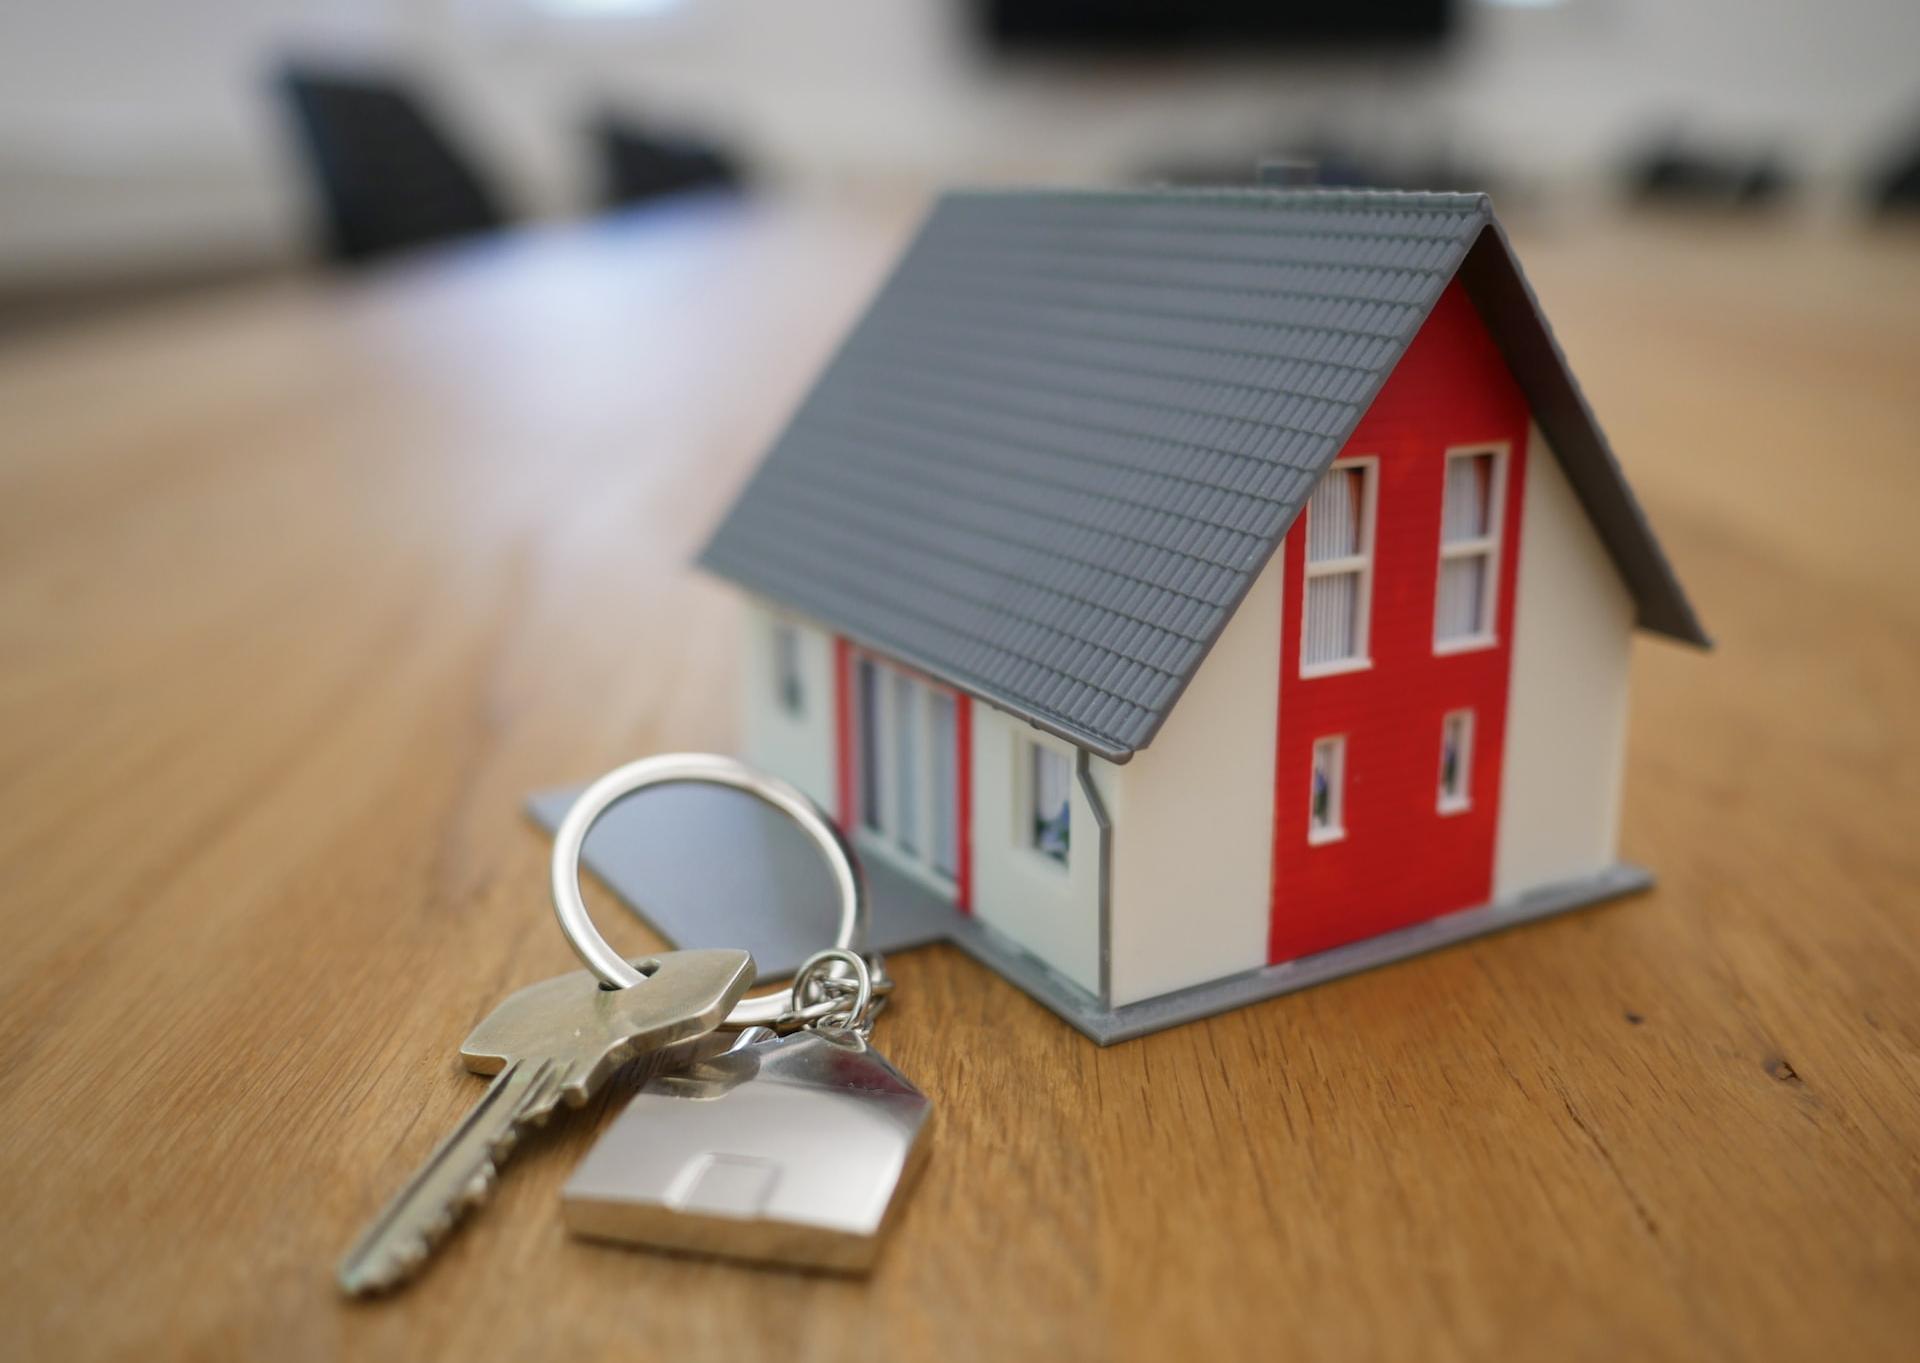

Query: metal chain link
<box><xmin>786</xmin><ymin>948</ymin><xmax>890</xmax><ymax>1039</ymax></box>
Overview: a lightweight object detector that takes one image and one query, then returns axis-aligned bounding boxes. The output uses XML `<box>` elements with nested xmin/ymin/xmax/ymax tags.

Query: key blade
<box><xmin>337</xmin><ymin>1058</ymin><xmax>561</xmax><ymax>1296</ymax></box>
<box><xmin>459</xmin><ymin>948</ymin><xmax>755</xmax><ymax>1077</ymax></box>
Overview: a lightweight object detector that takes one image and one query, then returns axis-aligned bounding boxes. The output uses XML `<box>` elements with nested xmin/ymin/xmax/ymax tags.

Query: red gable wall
<box><xmin>1269</xmin><ymin>281</ymin><xmax>1531</xmax><ymax>963</ymax></box>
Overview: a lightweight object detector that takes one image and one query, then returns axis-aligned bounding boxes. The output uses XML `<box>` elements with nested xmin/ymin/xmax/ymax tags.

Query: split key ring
<box><xmin>548</xmin><ymin>752</ymin><xmax>878</xmax><ymax>1030</ymax></box>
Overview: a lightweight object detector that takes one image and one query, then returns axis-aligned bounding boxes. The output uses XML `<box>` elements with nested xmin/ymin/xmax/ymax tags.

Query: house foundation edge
<box><xmin>949</xmin><ymin>861</ymin><xmax>1655</xmax><ymax>1045</ymax></box>
<box><xmin>526</xmin><ymin>788</ymin><xmax>1652</xmax><ymax>1045</ymax></box>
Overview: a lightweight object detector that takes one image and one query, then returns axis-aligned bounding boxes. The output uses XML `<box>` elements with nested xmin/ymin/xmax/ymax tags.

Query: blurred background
<box><xmin>6</xmin><ymin>12</ymin><xmax>1918</xmax><ymax>1358</ymax></box>
<box><xmin>4</xmin><ymin>0</ymin><xmax>1920</xmax><ymax>335</ymax></box>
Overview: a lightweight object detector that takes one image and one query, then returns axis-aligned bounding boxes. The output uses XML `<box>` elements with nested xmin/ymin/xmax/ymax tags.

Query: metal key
<box><xmin>337</xmin><ymin>947</ymin><xmax>755</xmax><ymax>1296</ymax></box>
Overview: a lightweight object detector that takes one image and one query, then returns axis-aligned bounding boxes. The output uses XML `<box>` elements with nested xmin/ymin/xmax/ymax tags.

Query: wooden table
<box><xmin>3</xmin><ymin>195</ymin><xmax>1917</xmax><ymax>1362</ymax></box>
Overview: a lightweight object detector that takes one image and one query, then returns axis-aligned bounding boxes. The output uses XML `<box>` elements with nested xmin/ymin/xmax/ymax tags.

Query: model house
<box><xmin>698</xmin><ymin>186</ymin><xmax>1707</xmax><ymax>1041</ymax></box>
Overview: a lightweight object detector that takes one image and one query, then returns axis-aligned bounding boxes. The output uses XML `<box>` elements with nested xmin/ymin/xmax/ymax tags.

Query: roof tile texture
<box><xmin>701</xmin><ymin>189</ymin><xmax>1492</xmax><ymax>756</ymax></box>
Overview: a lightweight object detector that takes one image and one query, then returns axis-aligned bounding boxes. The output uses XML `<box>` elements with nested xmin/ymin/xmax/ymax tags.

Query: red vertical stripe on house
<box><xmin>1268</xmin><ymin>280</ymin><xmax>1531</xmax><ymax>964</ymax></box>
<box><xmin>954</xmin><ymin>693</ymin><xmax>973</xmax><ymax>914</ymax></box>
<box><xmin>833</xmin><ymin>635</ymin><xmax>854</xmax><ymax>830</ymax></box>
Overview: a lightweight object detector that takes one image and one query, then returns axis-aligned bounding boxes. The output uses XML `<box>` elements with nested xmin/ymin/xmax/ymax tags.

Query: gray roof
<box><xmin>700</xmin><ymin>187</ymin><xmax>1706</xmax><ymax>761</ymax></box>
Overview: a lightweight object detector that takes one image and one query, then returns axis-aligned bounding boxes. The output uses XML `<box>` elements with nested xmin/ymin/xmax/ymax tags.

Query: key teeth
<box><xmin>338</xmin><ymin>1141</ymin><xmax>514</xmax><ymax>1296</ymax></box>
<box><xmin>514</xmin><ymin>1098</ymin><xmax>558</xmax><ymax>1127</ymax></box>
<box><xmin>338</xmin><ymin>1032</ymin><xmax>646</xmax><ymax>1295</ymax></box>
<box><xmin>345</xmin><ymin>1233</ymin><xmax>432</xmax><ymax>1297</ymax></box>
<box><xmin>462</xmin><ymin>1164</ymin><xmax>498</xmax><ymax>1207</ymax></box>
<box><xmin>349</xmin><ymin>1156</ymin><xmax>499</xmax><ymax>1295</ymax></box>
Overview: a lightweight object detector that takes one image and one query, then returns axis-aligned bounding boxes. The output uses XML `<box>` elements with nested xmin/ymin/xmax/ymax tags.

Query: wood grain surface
<box><xmin>2</xmin><ymin>196</ymin><xmax>1917</xmax><ymax>1363</ymax></box>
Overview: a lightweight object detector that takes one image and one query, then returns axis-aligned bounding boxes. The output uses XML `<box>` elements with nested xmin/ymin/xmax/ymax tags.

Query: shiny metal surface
<box><xmin>549</xmin><ymin>752</ymin><xmax>869</xmax><ymax>1028</ymax></box>
<box><xmin>561</xmin><ymin>1028</ymin><xmax>932</xmax><ymax>1272</ymax></box>
<box><xmin>336</xmin><ymin>948</ymin><xmax>755</xmax><ymax>1296</ymax></box>
<box><xmin>790</xmin><ymin>948</ymin><xmax>877</xmax><ymax>1036</ymax></box>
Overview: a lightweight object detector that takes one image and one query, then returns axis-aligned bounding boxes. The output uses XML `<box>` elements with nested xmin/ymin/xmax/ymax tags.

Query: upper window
<box><xmin>1301</xmin><ymin>460</ymin><xmax>1377</xmax><ymax>673</ymax></box>
<box><xmin>772</xmin><ymin>620</ymin><xmax>804</xmax><ymax>716</ymax></box>
<box><xmin>1435</xmin><ymin>448</ymin><xmax>1507</xmax><ymax>650</ymax></box>
<box><xmin>1438</xmin><ymin>709</ymin><xmax>1474</xmax><ymax>813</ymax></box>
<box><xmin>1309</xmin><ymin>735</ymin><xmax>1347</xmax><ymax>843</ymax></box>
<box><xmin>1027</xmin><ymin>741</ymin><xmax>1071</xmax><ymax>866</ymax></box>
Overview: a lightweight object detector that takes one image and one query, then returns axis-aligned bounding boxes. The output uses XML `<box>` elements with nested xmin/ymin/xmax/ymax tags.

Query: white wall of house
<box><xmin>740</xmin><ymin>430</ymin><xmax>1640</xmax><ymax>1010</ymax></box>
<box><xmin>968</xmin><ymin>711</ymin><xmax>1104</xmax><ymax>998</ymax></box>
<box><xmin>1493</xmin><ymin>423</ymin><xmax>1636</xmax><ymax>900</ymax></box>
<box><xmin>738</xmin><ymin>597</ymin><xmax>836</xmax><ymax>812</ymax></box>
<box><xmin>740</xmin><ymin>594</ymin><xmax>1107</xmax><ymax>996</ymax></box>
<box><xmin>1102</xmin><ymin>553</ymin><xmax>1284</xmax><ymax>1007</ymax></box>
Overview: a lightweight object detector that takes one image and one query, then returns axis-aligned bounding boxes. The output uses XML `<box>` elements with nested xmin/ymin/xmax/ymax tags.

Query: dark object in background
<box><xmin>1866</xmin><ymin>123</ymin><xmax>1920</xmax><ymax>215</ymax></box>
<box><xmin>1624</xmin><ymin>134</ymin><xmax>1791</xmax><ymax>211</ymax></box>
<box><xmin>274</xmin><ymin>64</ymin><xmax>509</xmax><ymax>264</ymax></box>
<box><xmin>589</xmin><ymin>113</ymin><xmax>743</xmax><ymax>211</ymax></box>
<box><xmin>979</xmin><ymin>0</ymin><xmax>1453</xmax><ymax>51</ymax></box>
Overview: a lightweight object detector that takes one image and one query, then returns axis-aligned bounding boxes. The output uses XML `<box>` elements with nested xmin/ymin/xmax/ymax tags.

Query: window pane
<box><xmin>1439</xmin><ymin>710</ymin><xmax>1472</xmax><ymax>809</ymax></box>
<box><xmin>1443</xmin><ymin>453</ymin><xmax>1494</xmax><ymax>543</ymax></box>
<box><xmin>856</xmin><ymin>659</ymin><xmax>881</xmax><ymax>831</ymax></box>
<box><xmin>930</xmin><ymin>692</ymin><xmax>956</xmax><ymax>877</ymax></box>
<box><xmin>773</xmin><ymin>622</ymin><xmax>803</xmax><ymax>716</ymax></box>
<box><xmin>1031</xmin><ymin>745</ymin><xmax>1070</xmax><ymax>864</ymax></box>
<box><xmin>1436</xmin><ymin>555</ymin><xmax>1489</xmax><ymax>641</ymax></box>
<box><xmin>1304</xmin><ymin>570</ymin><xmax>1360</xmax><ymax>666</ymax></box>
<box><xmin>1310</xmin><ymin>737</ymin><xmax>1344</xmax><ymax>836</ymax></box>
<box><xmin>1308</xmin><ymin>466</ymin><xmax>1366</xmax><ymax>562</ymax></box>
<box><xmin>891</xmin><ymin>671</ymin><xmax>918</xmax><ymax>854</ymax></box>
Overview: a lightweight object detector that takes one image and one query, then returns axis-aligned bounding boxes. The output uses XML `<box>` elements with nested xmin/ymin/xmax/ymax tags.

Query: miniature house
<box><xmin>698</xmin><ymin>187</ymin><xmax>1707</xmax><ymax>1042</ymax></box>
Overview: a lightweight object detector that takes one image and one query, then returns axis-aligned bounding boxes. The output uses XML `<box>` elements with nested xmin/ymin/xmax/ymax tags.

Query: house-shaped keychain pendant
<box><xmin>562</xmin><ymin>1028</ymin><xmax>931</xmax><ymax>1272</ymax></box>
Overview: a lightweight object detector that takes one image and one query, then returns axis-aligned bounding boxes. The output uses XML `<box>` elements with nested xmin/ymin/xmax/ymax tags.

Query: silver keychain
<box><xmin>551</xmin><ymin>755</ymin><xmax>932</xmax><ymax>1273</ymax></box>
<box><xmin>337</xmin><ymin>753</ymin><xmax>907</xmax><ymax>1296</ymax></box>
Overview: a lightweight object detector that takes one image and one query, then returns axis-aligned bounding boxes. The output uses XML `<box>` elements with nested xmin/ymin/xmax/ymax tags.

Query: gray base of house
<box><xmin>943</xmin><ymin>863</ymin><xmax>1654</xmax><ymax>1044</ymax></box>
<box><xmin>528</xmin><ymin>783</ymin><xmax>1652</xmax><ymax>1045</ymax></box>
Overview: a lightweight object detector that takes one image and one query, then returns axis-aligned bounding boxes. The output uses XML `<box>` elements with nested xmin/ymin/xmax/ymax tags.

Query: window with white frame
<box><xmin>1027</xmin><ymin>742</ymin><xmax>1071</xmax><ymax>866</ymax></box>
<box><xmin>890</xmin><ymin>669</ymin><xmax>918</xmax><ymax>855</ymax></box>
<box><xmin>1308</xmin><ymin>736</ymin><xmax>1347</xmax><ymax>843</ymax></box>
<box><xmin>856</xmin><ymin>656</ymin><xmax>881</xmax><ymax>833</ymax></box>
<box><xmin>1438</xmin><ymin>709</ymin><xmax>1474</xmax><ymax>813</ymax></box>
<box><xmin>928</xmin><ymin>691</ymin><xmax>958</xmax><ymax>878</ymax></box>
<box><xmin>852</xmin><ymin>652</ymin><xmax>960</xmax><ymax>885</ymax></box>
<box><xmin>772</xmin><ymin>620</ymin><xmax>804</xmax><ymax>717</ymax></box>
<box><xmin>1302</xmin><ymin>461</ymin><xmax>1376</xmax><ymax>672</ymax></box>
<box><xmin>1435</xmin><ymin>448</ymin><xmax>1506</xmax><ymax>648</ymax></box>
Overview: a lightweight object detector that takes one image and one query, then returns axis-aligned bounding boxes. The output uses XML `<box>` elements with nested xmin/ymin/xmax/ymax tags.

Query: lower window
<box><xmin>771</xmin><ymin>619</ymin><xmax>805</xmax><ymax>716</ymax></box>
<box><xmin>1309</xmin><ymin>736</ymin><xmax>1347</xmax><ymax>843</ymax></box>
<box><xmin>1027</xmin><ymin>742</ymin><xmax>1071</xmax><ymax>866</ymax></box>
<box><xmin>1438</xmin><ymin>709</ymin><xmax>1474</xmax><ymax>813</ymax></box>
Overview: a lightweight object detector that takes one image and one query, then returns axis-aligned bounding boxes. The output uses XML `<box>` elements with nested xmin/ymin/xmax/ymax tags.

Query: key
<box><xmin>336</xmin><ymin>947</ymin><xmax>755</xmax><ymax>1296</ymax></box>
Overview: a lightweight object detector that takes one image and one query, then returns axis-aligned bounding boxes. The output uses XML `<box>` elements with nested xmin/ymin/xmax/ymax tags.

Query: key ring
<box><xmin>550</xmin><ymin>752</ymin><xmax>872</xmax><ymax>1030</ymax></box>
<box><xmin>791</xmin><ymin>948</ymin><xmax>877</xmax><ymax>1036</ymax></box>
